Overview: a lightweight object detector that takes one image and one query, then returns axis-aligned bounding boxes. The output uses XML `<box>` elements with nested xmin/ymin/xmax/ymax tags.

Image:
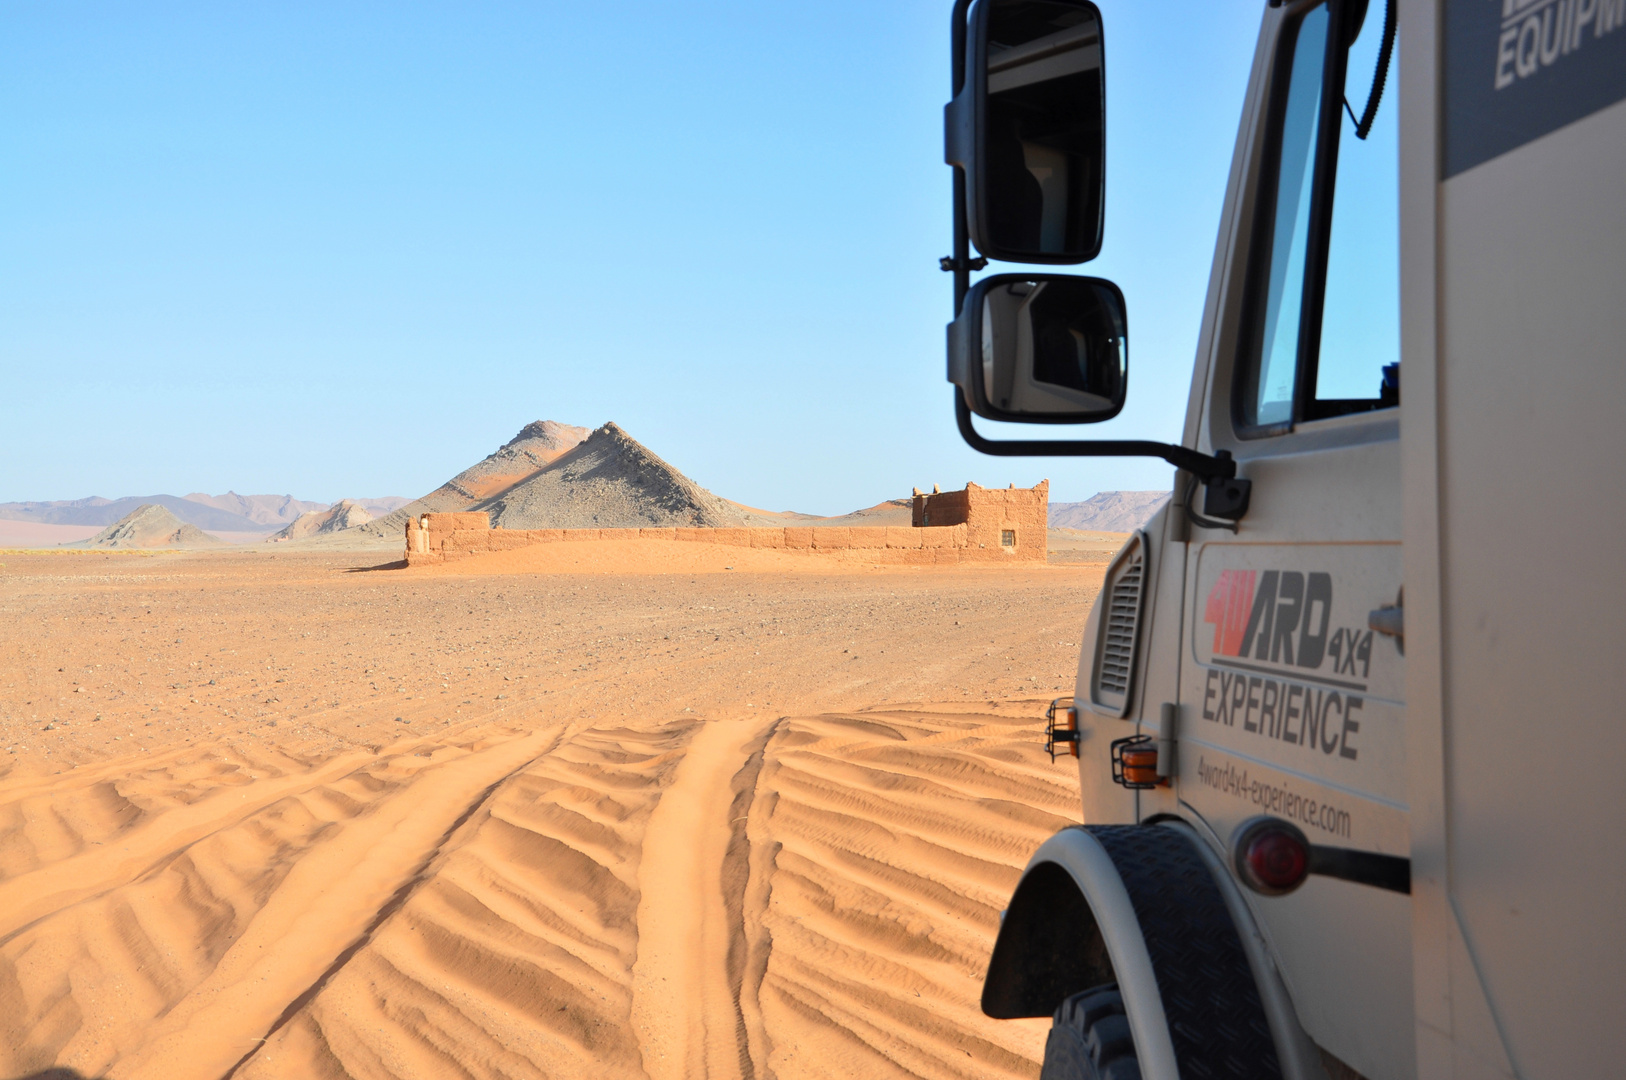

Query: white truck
<box><xmin>940</xmin><ymin>1</ymin><xmax>1626</xmax><ymax>1077</ymax></box>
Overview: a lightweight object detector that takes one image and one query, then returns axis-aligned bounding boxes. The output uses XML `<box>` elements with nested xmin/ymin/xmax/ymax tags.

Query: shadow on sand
<box><xmin>343</xmin><ymin>559</ymin><xmax>408</xmax><ymax>573</ymax></box>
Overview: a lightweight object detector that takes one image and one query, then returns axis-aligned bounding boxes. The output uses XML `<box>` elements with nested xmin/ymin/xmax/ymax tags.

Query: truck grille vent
<box><xmin>1091</xmin><ymin>533</ymin><xmax>1147</xmax><ymax>717</ymax></box>
<box><xmin>1099</xmin><ymin>555</ymin><xmax>1143</xmax><ymax>693</ymax></box>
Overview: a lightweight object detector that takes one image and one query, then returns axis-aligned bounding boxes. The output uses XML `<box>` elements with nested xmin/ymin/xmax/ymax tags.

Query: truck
<box><xmin>939</xmin><ymin>1</ymin><xmax>1626</xmax><ymax>1077</ymax></box>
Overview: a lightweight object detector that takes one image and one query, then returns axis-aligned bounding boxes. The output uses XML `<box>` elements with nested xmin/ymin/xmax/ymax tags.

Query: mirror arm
<box><xmin>955</xmin><ymin>393</ymin><xmax>1238</xmax><ymax>482</ymax></box>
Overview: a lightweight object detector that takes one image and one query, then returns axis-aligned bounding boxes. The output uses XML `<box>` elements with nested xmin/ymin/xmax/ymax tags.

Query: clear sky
<box><xmin>1</xmin><ymin>1</ymin><xmax>1263</xmax><ymax>514</ymax></box>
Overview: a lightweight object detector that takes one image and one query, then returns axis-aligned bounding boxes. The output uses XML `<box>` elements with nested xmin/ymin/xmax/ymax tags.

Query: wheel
<box><xmin>1040</xmin><ymin>983</ymin><xmax>1141</xmax><ymax>1080</ymax></box>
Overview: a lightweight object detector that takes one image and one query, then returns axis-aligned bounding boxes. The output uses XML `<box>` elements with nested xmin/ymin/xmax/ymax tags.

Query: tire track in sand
<box><xmin>106</xmin><ymin>726</ymin><xmax>567</xmax><ymax>1080</ymax></box>
<box><xmin>0</xmin><ymin>747</ymin><xmax>381</xmax><ymax>944</ymax></box>
<box><xmin>631</xmin><ymin>716</ymin><xmax>769</xmax><ymax>1080</ymax></box>
<box><xmin>233</xmin><ymin>721</ymin><xmax>700</xmax><ymax>1080</ymax></box>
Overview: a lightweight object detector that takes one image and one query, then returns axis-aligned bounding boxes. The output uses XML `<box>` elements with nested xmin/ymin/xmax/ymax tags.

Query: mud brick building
<box><xmin>406</xmin><ymin>482</ymin><xmax>1049</xmax><ymax>567</ymax></box>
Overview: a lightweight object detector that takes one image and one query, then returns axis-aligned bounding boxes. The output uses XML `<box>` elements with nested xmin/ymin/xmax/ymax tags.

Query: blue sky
<box><xmin>1</xmin><ymin>1</ymin><xmax>1263</xmax><ymax>514</ymax></box>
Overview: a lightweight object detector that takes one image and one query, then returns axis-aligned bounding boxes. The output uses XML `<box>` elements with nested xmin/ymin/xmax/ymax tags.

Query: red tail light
<box><xmin>1232</xmin><ymin>816</ymin><xmax>1311</xmax><ymax>896</ymax></box>
<box><xmin>1247</xmin><ymin>830</ymin><xmax>1308</xmax><ymax>891</ymax></box>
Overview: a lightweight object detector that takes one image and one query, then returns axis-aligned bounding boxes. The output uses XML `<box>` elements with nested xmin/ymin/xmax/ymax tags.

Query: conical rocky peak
<box><xmin>476</xmin><ymin>422</ymin><xmax>748</xmax><ymax>530</ymax></box>
<box><xmin>348</xmin><ymin>418</ymin><xmax>590</xmax><ymax>541</ymax></box>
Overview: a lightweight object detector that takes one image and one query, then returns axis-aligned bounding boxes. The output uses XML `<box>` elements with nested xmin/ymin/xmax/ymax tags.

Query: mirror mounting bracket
<box><xmin>943</xmin><ymin>0</ymin><xmax>1247</xmax><ymax>522</ymax></box>
<box><xmin>955</xmin><ymin>394</ymin><xmax>1249</xmax><ymax>516</ymax></box>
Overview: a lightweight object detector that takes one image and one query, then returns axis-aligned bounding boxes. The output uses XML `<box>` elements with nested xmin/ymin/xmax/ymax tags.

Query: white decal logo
<box><xmin>1496</xmin><ymin>0</ymin><xmax>1625</xmax><ymax>89</ymax></box>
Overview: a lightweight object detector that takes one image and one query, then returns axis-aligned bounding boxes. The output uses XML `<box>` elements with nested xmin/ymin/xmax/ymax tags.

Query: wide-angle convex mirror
<box><xmin>946</xmin><ymin>0</ymin><xmax>1105</xmax><ymax>264</ymax></box>
<box><xmin>949</xmin><ymin>274</ymin><xmax>1126</xmax><ymax>422</ymax></box>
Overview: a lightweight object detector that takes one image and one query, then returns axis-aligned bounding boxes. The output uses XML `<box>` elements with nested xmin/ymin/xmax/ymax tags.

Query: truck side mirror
<box><xmin>949</xmin><ymin>273</ymin><xmax>1126</xmax><ymax>422</ymax></box>
<box><xmin>946</xmin><ymin>0</ymin><xmax>1105</xmax><ymax>264</ymax></box>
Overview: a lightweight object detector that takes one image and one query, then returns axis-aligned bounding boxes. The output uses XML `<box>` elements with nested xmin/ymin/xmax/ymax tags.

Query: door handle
<box><xmin>1368</xmin><ymin>605</ymin><xmax>1403</xmax><ymax>638</ymax></box>
<box><xmin>1368</xmin><ymin>599</ymin><xmax>1403</xmax><ymax>655</ymax></box>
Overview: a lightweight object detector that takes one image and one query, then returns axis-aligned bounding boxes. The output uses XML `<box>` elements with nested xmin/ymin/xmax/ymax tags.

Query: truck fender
<box><xmin>982</xmin><ymin>823</ymin><xmax>1328</xmax><ymax>1080</ymax></box>
<box><xmin>982</xmin><ymin>827</ymin><xmax>1180</xmax><ymax>1080</ymax></box>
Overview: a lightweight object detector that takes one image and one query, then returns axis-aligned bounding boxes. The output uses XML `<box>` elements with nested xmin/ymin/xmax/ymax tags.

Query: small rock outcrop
<box><xmin>269</xmin><ymin>500</ymin><xmax>375</xmax><ymax>541</ymax></box>
<box><xmin>72</xmin><ymin>504</ymin><xmax>230</xmax><ymax>549</ymax></box>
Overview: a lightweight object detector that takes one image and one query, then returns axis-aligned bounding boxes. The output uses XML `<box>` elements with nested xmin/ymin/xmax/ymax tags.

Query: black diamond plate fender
<box><xmin>983</xmin><ymin>823</ymin><xmax>1327</xmax><ymax>1080</ymax></box>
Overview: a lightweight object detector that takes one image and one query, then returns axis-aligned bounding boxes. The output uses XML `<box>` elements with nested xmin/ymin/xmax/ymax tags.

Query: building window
<box><xmin>1001</xmin><ymin>529</ymin><xmax>1017</xmax><ymax>548</ymax></box>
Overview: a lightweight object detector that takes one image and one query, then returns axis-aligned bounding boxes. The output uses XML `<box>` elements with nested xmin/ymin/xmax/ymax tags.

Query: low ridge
<box><xmin>70</xmin><ymin>504</ymin><xmax>230</xmax><ymax>549</ymax></box>
<box><xmin>1049</xmin><ymin>490</ymin><xmax>1171</xmax><ymax>532</ymax></box>
<box><xmin>1</xmin><ymin>494</ymin><xmax>274</xmax><ymax>533</ymax></box>
<box><xmin>475</xmin><ymin>422</ymin><xmax>748</xmax><ymax>529</ymax></box>
<box><xmin>182</xmin><ymin>492</ymin><xmax>328</xmax><ymax>526</ymax></box>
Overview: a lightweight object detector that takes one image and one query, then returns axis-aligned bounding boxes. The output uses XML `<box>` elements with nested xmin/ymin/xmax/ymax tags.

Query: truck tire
<box><xmin>1040</xmin><ymin>983</ymin><xmax>1141</xmax><ymax>1080</ymax></box>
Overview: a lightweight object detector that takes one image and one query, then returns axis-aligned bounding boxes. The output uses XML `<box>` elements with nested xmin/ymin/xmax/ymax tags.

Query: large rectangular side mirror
<box><xmin>949</xmin><ymin>273</ymin><xmax>1127</xmax><ymax>423</ymax></box>
<box><xmin>946</xmin><ymin>0</ymin><xmax>1105</xmax><ymax>264</ymax></box>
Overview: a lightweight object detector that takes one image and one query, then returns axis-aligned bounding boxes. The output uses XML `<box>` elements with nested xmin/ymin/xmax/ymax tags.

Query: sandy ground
<box><xmin>0</xmin><ymin>543</ymin><xmax>1105</xmax><ymax>1079</ymax></box>
<box><xmin>0</xmin><ymin>523</ymin><xmax>106</xmax><ymax>547</ymax></box>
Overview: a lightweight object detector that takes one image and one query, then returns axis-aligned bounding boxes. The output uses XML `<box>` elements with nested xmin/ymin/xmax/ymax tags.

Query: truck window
<box><xmin>1237</xmin><ymin>0</ymin><xmax>1400</xmax><ymax>434</ymax></box>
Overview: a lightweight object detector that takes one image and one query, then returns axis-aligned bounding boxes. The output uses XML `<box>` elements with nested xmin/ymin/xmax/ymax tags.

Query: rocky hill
<box><xmin>270</xmin><ymin>500</ymin><xmax>375</xmax><ymax>541</ymax></box>
<box><xmin>1049</xmin><ymin>490</ymin><xmax>1171</xmax><ymax>532</ymax></box>
<box><xmin>477</xmin><ymin>423</ymin><xmax>748</xmax><ymax>529</ymax></box>
<box><xmin>350</xmin><ymin>420</ymin><xmax>591</xmax><ymax>542</ymax></box>
<box><xmin>71</xmin><ymin>504</ymin><xmax>230</xmax><ymax>549</ymax></box>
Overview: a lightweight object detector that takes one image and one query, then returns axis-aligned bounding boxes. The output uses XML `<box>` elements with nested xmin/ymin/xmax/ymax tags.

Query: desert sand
<box><xmin>0</xmin><ymin>540</ymin><xmax>1119</xmax><ymax>1079</ymax></box>
<box><xmin>0</xmin><ymin>522</ymin><xmax>105</xmax><ymax>548</ymax></box>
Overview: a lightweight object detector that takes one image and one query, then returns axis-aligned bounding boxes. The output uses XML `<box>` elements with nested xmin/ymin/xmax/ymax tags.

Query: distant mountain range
<box><xmin>0</xmin><ymin>492</ymin><xmax>409</xmax><ymax>534</ymax></box>
<box><xmin>180</xmin><ymin>492</ymin><xmax>328</xmax><ymax>526</ymax></box>
<box><xmin>1049</xmin><ymin>491</ymin><xmax>1171</xmax><ymax>532</ymax></box>
<box><xmin>3</xmin><ymin>431</ymin><xmax>1169</xmax><ymax>550</ymax></box>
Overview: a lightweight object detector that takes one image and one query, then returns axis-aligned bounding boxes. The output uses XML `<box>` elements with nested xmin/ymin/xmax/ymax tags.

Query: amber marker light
<box><xmin>1232</xmin><ymin>815</ymin><xmax>1312</xmax><ymax>896</ymax></box>
<box><xmin>1120</xmin><ymin>742</ymin><xmax>1159</xmax><ymax>785</ymax></box>
<box><xmin>1044</xmin><ymin>697</ymin><xmax>1080</xmax><ymax>761</ymax></box>
<box><xmin>1108</xmin><ymin>734</ymin><xmax>1164</xmax><ymax>789</ymax></box>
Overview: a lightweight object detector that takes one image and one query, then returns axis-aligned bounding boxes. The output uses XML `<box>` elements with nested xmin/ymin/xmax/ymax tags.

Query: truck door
<box><xmin>1174</xmin><ymin>3</ymin><xmax>1412</xmax><ymax>1076</ymax></box>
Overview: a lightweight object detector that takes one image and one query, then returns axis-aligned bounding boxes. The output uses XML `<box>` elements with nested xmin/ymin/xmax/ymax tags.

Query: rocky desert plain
<box><xmin>0</xmin><ymin>422</ymin><xmax>1152</xmax><ymax>1080</ymax></box>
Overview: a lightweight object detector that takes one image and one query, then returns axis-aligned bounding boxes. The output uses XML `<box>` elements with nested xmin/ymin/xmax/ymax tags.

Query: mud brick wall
<box><xmin>912</xmin><ymin>480</ymin><xmax>1048</xmax><ymax>562</ymax></box>
<box><xmin>406</xmin><ymin>481</ymin><xmax>1048</xmax><ymax>566</ymax></box>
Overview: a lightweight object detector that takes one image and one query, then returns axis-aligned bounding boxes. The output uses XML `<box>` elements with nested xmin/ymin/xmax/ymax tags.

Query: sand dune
<box><xmin>743</xmin><ymin>707</ymin><xmax>1075</xmax><ymax>1080</ymax></box>
<box><xmin>0</xmin><ymin>521</ymin><xmax>104</xmax><ymax>547</ymax></box>
<box><xmin>0</xmin><ymin>550</ymin><xmax>1094</xmax><ymax>1078</ymax></box>
<box><xmin>240</xmin><ymin>722</ymin><xmax>697</xmax><ymax>1080</ymax></box>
